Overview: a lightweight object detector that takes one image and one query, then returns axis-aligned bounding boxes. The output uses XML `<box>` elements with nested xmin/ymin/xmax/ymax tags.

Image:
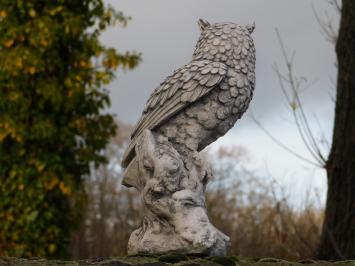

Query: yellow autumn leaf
<box><xmin>96</xmin><ymin>71</ymin><xmax>110</xmax><ymax>84</ymax></box>
<box><xmin>38</xmin><ymin>21</ymin><xmax>44</xmax><ymax>29</ymax></box>
<box><xmin>112</xmin><ymin>59</ymin><xmax>119</xmax><ymax>69</ymax></box>
<box><xmin>48</xmin><ymin>244</ymin><xmax>56</xmax><ymax>253</ymax></box>
<box><xmin>290</xmin><ymin>101</ymin><xmax>297</xmax><ymax>111</ymax></box>
<box><xmin>27</xmin><ymin>67</ymin><xmax>36</xmax><ymax>75</ymax></box>
<box><xmin>95</xmin><ymin>50</ymin><xmax>102</xmax><ymax>57</ymax></box>
<box><xmin>36</xmin><ymin>162</ymin><xmax>46</xmax><ymax>172</ymax></box>
<box><xmin>59</xmin><ymin>181</ymin><xmax>71</xmax><ymax>195</ymax></box>
<box><xmin>16</xmin><ymin>58</ymin><xmax>23</xmax><ymax>68</ymax></box>
<box><xmin>49</xmin><ymin>9</ymin><xmax>56</xmax><ymax>16</ymax></box>
<box><xmin>28</xmin><ymin>159</ymin><xmax>36</xmax><ymax>165</ymax></box>
<box><xmin>79</xmin><ymin>60</ymin><xmax>87</xmax><ymax>67</ymax></box>
<box><xmin>9</xmin><ymin>92</ymin><xmax>20</xmax><ymax>101</ymax></box>
<box><xmin>40</xmin><ymin>39</ymin><xmax>48</xmax><ymax>47</ymax></box>
<box><xmin>0</xmin><ymin>132</ymin><xmax>8</xmax><ymax>141</ymax></box>
<box><xmin>4</xmin><ymin>212</ymin><xmax>14</xmax><ymax>221</ymax></box>
<box><xmin>105</xmin><ymin>10</ymin><xmax>112</xmax><ymax>19</ymax></box>
<box><xmin>4</xmin><ymin>39</ymin><xmax>14</xmax><ymax>48</ymax></box>
<box><xmin>49</xmin><ymin>6</ymin><xmax>63</xmax><ymax>16</ymax></box>
<box><xmin>75</xmin><ymin>75</ymin><xmax>81</xmax><ymax>81</ymax></box>
<box><xmin>45</xmin><ymin>177</ymin><xmax>59</xmax><ymax>190</ymax></box>
<box><xmin>64</xmin><ymin>78</ymin><xmax>72</xmax><ymax>87</ymax></box>
<box><xmin>18</xmin><ymin>34</ymin><xmax>25</xmax><ymax>42</ymax></box>
<box><xmin>0</xmin><ymin>10</ymin><xmax>7</xmax><ymax>18</ymax></box>
<box><xmin>9</xmin><ymin>169</ymin><xmax>16</xmax><ymax>179</ymax></box>
<box><xmin>29</xmin><ymin>9</ymin><xmax>37</xmax><ymax>18</ymax></box>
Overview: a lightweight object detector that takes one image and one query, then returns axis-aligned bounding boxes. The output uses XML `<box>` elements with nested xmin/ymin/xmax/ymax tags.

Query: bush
<box><xmin>71</xmin><ymin>123</ymin><xmax>323</xmax><ymax>260</ymax></box>
<box><xmin>0</xmin><ymin>1</ymin><xmax>140</xmax><ymax>257</ymax></box>
<box><xmin>206</xmin><ymin>147</ymin><xmax>323</xmax><ymax>259</ymax></box>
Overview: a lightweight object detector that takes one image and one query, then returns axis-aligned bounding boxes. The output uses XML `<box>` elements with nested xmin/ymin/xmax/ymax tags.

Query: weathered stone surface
<box><xmin>0</xmin><ymin>255</ymin><xmax>352</xmax><ymax>266</ymax></box>
<box><xmin>121</xmin><ymin>19</ymin><xmax>256</xmax><ymax>170</ymax></box>
<box><xmin>123</xmin><ymin>130</ymin><xmax>229</xmax><ymax>256</ymax></box>
<box><xmin>120</xmin><ymin>19</ymin><xmax>257</xmax><ymax>255</ymax></box>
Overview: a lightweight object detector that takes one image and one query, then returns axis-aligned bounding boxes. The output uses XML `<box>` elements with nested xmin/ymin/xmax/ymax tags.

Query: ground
<box><xmin>1</xmin><ymin>254</ymin><xmax>355</xmax><ymax>266</ymax></box>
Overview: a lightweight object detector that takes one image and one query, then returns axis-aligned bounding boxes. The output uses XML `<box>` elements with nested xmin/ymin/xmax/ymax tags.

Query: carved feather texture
<box><xmin>121</xmin><ymin>21</ymin><xmax>255</xmax><ymax>168</ymax></box>
<box><xmin>131</xmin><ymin>60</ymin><xmax>227</xmax><ymax>140</ymax></box>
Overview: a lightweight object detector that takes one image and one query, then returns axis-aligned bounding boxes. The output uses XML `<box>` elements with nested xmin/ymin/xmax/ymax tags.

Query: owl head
<box><xmin>198</xmin><ymin>18</ymin><xmax>255</xmax><ymax>34</ymax></box>
<box><xmin>193</xmin><ymin>19</ymin><xmax>255</xmax><ymax>66</ymax></box>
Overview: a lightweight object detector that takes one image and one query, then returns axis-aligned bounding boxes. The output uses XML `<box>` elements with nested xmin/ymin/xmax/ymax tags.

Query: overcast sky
<box><xmin>102</xmin><ymin>0</ymin><xmax>340</xmax><ymax>206</ymax></box>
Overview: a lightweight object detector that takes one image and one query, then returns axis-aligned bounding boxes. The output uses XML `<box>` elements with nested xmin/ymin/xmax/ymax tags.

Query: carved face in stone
<box><xmin>126</xmin><ymin>130</ymin><xmax>205</xmax><ymax>219</ymax></box>
<box><xmin>125</xmin><ymin>132</ymin><xmax>230</xmax><ymax>256</ymax></box>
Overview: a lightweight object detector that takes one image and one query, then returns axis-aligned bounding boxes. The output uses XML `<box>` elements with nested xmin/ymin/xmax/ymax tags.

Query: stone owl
<box><xmin>121</xmin><ymin>19</ymin><xmax>255</xmax><ymax>176</ymax></box>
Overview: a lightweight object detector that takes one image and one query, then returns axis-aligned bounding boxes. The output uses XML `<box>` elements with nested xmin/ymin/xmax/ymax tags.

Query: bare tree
<box><xmin>313</xmin><ymin>0</ymin><xmax>340</xmax><ymax>45</ymax></box>
<box><xmin>70</xmin><ymin>126</ymin><xmax>323</xmax><ymax>260</ymax></box>
<box><xmin>70</xmin><ymin>120</ymin><xmax>140</xmax><ymax>259</ymax></box>
<box><xmin>206</xmin><ymin>146</ymin><xmax>322</xmax><ymax>260</ymax></box>
<box><xmin>251</xmin><ymin>1</ymin><xmax>340</xmax><ymax>169</ymax></box>
<box><xmin>254</xmin><ymin>0</ymin><xmax>355</xmax><ymax>259</ymax></box>
<box><xmin>317</xmin><ymin>0</ymin><xmax>355</xmax><ymax>259</ymax></box>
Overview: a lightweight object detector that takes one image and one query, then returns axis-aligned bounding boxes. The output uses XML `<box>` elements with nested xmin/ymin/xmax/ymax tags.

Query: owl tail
<box><xmin>121</xmin><ymin>135</ymin><xmax>140</xmax><ymax>188</ymax></box>
<box><xmin>121</xmin><ymin>129</ymin><xmax>157</xmax><ymax>189</ymax></box>
<box><xmin>122</xmin><ymin>157</ymin><xmax>139</xmax><ymax>188</ymax></box>
<box><xmin>121</xmin><ymin>129</ymin><xmax>147</xmax><ymax>188</ymax></box>
<box><xmin>121</xmin><ymin>139</ymin><xmax>136</xmax><ymax>168</ymax></box>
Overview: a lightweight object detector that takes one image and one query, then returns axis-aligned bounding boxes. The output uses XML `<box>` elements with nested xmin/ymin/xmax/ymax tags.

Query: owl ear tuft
<box><xmin>198</xmin><ymin>18</ymin><xmax>210</xmax><ymax>32</ymax></box>
<box><xmin>246</xmin><ymin>22</ymin><xmax>255</xmax><ymax>34</ymax></box>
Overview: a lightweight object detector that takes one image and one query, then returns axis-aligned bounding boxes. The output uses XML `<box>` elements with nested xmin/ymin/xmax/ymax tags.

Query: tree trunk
<box><xmin>317</xmin><ymin>0</ymin><xmax>355</xmax><ymax>260</ymax></box>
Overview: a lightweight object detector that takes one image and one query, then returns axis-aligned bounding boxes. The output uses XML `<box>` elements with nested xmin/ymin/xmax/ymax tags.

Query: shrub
<box><xmin>0</xmin><ymin>1</ymin><xmax>140</xmax><ymax>257</ymax></box>
<box><xmin>71</xmin><ymin>124</ymin><xmax>323</xmax><ymax>260</ymax></box>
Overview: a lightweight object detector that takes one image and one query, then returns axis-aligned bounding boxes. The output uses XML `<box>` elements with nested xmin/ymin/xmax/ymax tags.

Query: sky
<box><xmin>101</xmin><ymin>0</ymin><xmax>340</xmax><ymax>206</ymax></box>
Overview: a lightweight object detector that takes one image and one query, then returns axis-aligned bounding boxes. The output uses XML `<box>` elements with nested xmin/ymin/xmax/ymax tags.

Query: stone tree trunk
<box><xmin>120</xmin><ymin>20</ymin><xmax>256</xmax><ymax>257</ymax></box>
<box><xmin>317</xmin><ymin>0</ymin><xmax>355</xmax><ymax>260</ymax></box>
<box><xmin>122</xmin><ymin>130</ymin><xmax>230</xmax><ymax>256</ymax></box>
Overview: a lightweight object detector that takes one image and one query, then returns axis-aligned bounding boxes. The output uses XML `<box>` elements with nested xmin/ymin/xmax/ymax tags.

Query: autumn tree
<box><xmin>70</xmin><ymin>119</ymin><xmax>140</xmax><ymax>259</ymax></box>
<box><xmin>317</xmin><ymin>0</ymin><xmax>355</xmax><ymax>259</ymax></box>
<box><xmin>0</xmin><ymin>0</ymin><xmax>140</xmax><ymax>258</ymax></box>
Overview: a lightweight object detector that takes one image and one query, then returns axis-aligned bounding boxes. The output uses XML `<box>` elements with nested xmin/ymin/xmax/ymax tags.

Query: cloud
<box><xmin>103</xmin><ymin>0</ymin><xmax>337</xmax><ymax>122</ymax></box>
<box><xmin>102</xmin><ymin>0</ymin><xmax>339</xmax><ymax>204</ymax></box>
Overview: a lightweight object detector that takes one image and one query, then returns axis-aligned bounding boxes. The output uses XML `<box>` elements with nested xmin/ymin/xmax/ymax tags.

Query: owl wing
<box><xmin>121</xmin><ymin>60</ymin><xmax>228</xmax><ymax>167</ymax></box>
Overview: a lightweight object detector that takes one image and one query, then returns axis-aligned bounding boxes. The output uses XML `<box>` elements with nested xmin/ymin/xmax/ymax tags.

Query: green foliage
<box><xmin>0</xmin><ymin>0</ymin><xmax>140</xmax><ymax>258</ymax></box>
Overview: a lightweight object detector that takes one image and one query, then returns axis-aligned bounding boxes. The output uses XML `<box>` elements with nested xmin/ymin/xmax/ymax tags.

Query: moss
<box><xmin>118</xmin><ymin>256</ymin><xmax>161</xmax><ymax>264</ymax></box>
<box><xmin>158</xmin><ymin>253</ymin><xmax>189</xmax><ymax>263</ymax></box>
<box><xmin>1</xmin><ymin>255</ymin><xmax>354</xmax><ymax>266</ymax></box>
<box><xmin>207</xmin><ymin>256</ymin><xmax>236</xmax><ymax>266</ymax></box>
<box><xmin>173</xmin><ymin>258</ymin><xmax>220</xmax><ymax>266</ymax></box>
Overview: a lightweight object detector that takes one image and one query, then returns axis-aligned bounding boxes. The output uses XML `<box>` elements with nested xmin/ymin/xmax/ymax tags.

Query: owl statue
<box><xmin>121</xmin><ymin>19</ymin><xmax>255</xmax><ymax>175</ymax></box>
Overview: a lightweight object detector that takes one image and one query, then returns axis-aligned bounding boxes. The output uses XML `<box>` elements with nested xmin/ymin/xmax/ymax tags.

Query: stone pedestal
<box><xmin>122</xmin><ymin>130</ymin><xmax>229</xmax><ymax>256</ymax></box>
